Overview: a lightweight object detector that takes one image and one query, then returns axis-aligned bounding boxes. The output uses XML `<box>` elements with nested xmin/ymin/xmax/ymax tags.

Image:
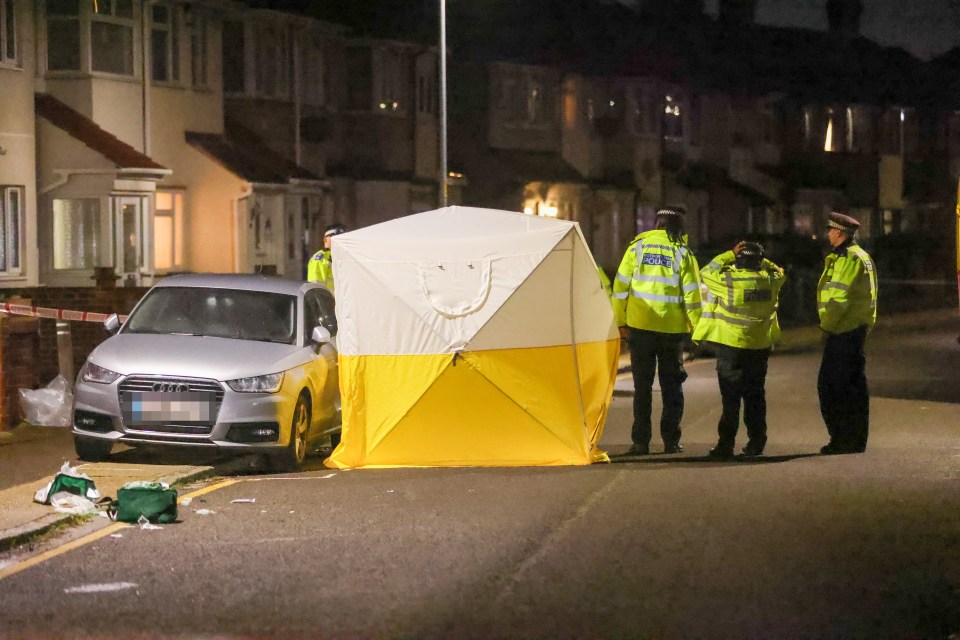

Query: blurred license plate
<box><xmin>125</xmin><ymin>391</ymin><xmax>215</xmax><ymax>425</ymax></box>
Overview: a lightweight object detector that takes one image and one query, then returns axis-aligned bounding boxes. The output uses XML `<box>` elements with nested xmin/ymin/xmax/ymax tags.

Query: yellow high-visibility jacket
<box><xmin>612</xmin><ymin>229</ymin><xmax>702</xmax><ymax>333</ymax></box>
<box><xmin>307</xmin><ymin>249</ymin><xmax>334</xmax><ymax>291</ymax></box>
<box><xmin>817</xmin><ymin>242</ymin><xmax>878</xmax><ymax>334</ymax></box>
<box><xmin>693</xmin><ymin>250</ymin><xmax>785</xmax><ymax>349</ymax></box>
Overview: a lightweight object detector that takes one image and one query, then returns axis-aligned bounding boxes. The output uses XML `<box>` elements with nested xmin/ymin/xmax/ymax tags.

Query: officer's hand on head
<box><xmin>733</xmin><ymin>241</ymin><xmax>746</xmax><ymax>255</ymax></box>
<box><xmin>619</xmin><ymin>326</ymin><xmax>628</xmax><ymax>340</ymax></box>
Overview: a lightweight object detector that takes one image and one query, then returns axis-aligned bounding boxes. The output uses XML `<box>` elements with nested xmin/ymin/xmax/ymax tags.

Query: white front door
<box><xmin>114</xmin><ymin>195</ymin><xmax>150</xmax><ymax>286</ymax></box>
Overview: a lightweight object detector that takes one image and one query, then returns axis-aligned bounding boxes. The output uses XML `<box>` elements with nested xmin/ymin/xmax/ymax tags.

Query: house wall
<box><xmin>0</xmin><ymin>0</ymin><xmax>39</xmax><ymax>287</ymax></box>
<box><xmin>354</xmin><ymin>181</ymin><xmax>411</xmax><ymax>229</ymax></box>
<box><xmin>178</xmin><ymin>146</ymin><xmax>245</xmax><ymax>274</ymax></box>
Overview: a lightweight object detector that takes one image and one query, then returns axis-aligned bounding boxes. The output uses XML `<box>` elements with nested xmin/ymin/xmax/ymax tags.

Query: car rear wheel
<box><xmin>74</xmin><ymin>435</ymin><xmax>113</xmax><ymax>462</ymax></box>
<box><xmin>275</xmin><ymin>394</ymin><xmax>310</xmax><ymax>472</ymax></box>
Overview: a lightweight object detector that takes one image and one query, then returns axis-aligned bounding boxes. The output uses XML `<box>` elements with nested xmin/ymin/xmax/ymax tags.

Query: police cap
<box><xmin>655</xmin><ymin>205</ymin><xmax>686</xmax><ymax>218</ymax></box>
<box><xmin>738</xmin><ymin>241</ymin><xmax>764</xmax><ymax>258</ymax></box>
<box><xmin>324</xmin><ymin>223</ymin><xmax>346</xmax><ymax>238</ymax></box>
<box><xmin>827</xmin><ymin>212</ymin><xmax>860</xmax><ymax>235</ymax></box>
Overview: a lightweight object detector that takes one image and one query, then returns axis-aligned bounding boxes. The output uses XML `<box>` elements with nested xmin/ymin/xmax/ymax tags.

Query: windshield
<box><xmin>124</xmin><ymin>287</ymin><xmax>298</xmax><ymax>344</ymax></box>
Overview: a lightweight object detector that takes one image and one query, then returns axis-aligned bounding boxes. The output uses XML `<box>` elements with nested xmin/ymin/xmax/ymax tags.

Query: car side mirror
<box><xmin>311</xmin><ymin>325</ymin><xmax>332</xmax><ymax>345</ymax></box>
<box><xmin>103</xmin><ymin>313</ymin><xmax>121</xmax><ymax>335</ymax></box>
<box><xmin>320</xmin><ymin>314</ymin><xmax>338</xmax><ymax>336</ymax></box>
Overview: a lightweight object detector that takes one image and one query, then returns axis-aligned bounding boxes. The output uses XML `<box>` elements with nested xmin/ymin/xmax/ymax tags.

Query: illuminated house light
<box><xmin>540</xmin><ymin>204</ymin><xmax>559</xmax><ymax>218</ymax></box>
<box><xmin>379</xmin><ymin>102</ymin><xmax>387</xmax><ymax>110</ymax></box>
<box><xmin>609</xmin><ymin>100</ymin><xmax>616</xmax><ymax>107</ymax></box>
<box><xmin>900</xmin><ymin>109</ymin><xmax>906</xmax><ymax>122</ymax></box>
<box><xmin>824</xmin><ymin>118</ymin><xmax>835</xmax><ymax>152</ymax></box>
<box><xmin>523</xmin><ymin>207</ymin><xmax>534</xmax><ymax>216</ymax></box>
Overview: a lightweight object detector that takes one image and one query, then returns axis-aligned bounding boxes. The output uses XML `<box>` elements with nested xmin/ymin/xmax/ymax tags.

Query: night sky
<box><xmin>703</xmin><ymin>0</ymin><xmax>959</xmax><ymax>60</ymax></box>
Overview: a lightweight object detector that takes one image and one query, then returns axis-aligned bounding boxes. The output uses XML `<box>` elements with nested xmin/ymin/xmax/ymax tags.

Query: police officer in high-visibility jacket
<box><xmin>817</xmin><ymin>212</ymin><xmax>878</xmax><ymax>455</ymax></box>
<box><xmin>307</xmin><ymin>223</ymin><xmax>345</xmax><ymax>290</ymax></box>
<box><xmin>694</xmin><ymin>241</ymin><xmax>785</xmax><ymax>458</ymax></box>
<box><xmin>613</xmin><ymin>206</ymin><xmax>702</xmax><ymax>455</ymax></box>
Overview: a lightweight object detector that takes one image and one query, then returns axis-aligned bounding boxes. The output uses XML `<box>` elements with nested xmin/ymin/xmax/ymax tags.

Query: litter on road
<box><xmin>230</xmin><ymin>498</ymin><xmax>256</xmax><ymax>504</ymax></box>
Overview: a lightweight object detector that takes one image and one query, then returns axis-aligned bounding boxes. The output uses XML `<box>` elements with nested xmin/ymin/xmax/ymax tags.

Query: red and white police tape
<box><xmin>0</xmin><ymin>302</ymin><xmax>127</xmax><ymax>324</ymax></box>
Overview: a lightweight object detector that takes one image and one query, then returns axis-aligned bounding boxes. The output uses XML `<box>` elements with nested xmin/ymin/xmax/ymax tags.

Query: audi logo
<box><xmin>152</xmin><ymin>382</ymin><xmax>189</xmax><ymax>393</ymax></box>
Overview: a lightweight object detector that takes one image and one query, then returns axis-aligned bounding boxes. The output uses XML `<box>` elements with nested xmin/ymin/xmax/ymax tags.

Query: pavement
<box><xmin>1</xmin><ymin>307</ymin><xmax>956</xmax><ymax>552</ymax></box>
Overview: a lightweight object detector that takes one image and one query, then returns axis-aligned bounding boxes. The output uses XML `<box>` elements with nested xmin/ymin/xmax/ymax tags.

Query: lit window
<box><xmin>46</xmin><ymin>0</ymin><xmax>81</xmax><ymax>71</ymax></box>
<box><xmin>0</xmin><ymin>186</ymin><xmax>23</xmax><ymax>275</ymax></box>
<box><xmin>91</xmin><ymin>0</ymin><xmax>135</xmax><ymax>76</ymax></box>
<box><xmin>663</xmin><ymin>94</ymin><xmax>684</xmax><ymax>139</ymax></box>
<box><xmin>153</xmin><ymin>191</ymin><xmax>183</xmax><ymax>271</ymax></box>
<box><xmin>824</xmin><ymin>115</ymin><xmax>835</xmax><ymax>152</ymax></box>
<box><xmin>53</xmin><ymin>198</ymin><xmax>106</xmax><ymax>270</ymax></box>
<box><xmin>151</xmin><ymin>3</ymin><xmax>180</xmax><ymax>83</ymax></box>
<box><xmin>1</xmin><ymin>0</ymin><xmax>18</xmax><ymax>66</ymax></box>
<box><xmin>375</xmin><ymin>48</ymin><xmax>406</xmax><ymax>113</ymax></box>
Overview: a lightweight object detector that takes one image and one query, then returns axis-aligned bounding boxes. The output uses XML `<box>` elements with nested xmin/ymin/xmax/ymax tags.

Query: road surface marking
<box><xmin>65</xmin><ymin>581</ymin><xmax>137</xmax><ymax>594</ymax></box>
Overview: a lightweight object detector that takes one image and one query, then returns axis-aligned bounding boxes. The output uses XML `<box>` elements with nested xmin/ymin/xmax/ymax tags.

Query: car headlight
<box><xmin>226</xmin><ymin>372</ymin><xmax>284</xmax><ymax>393</ymax></box>
<box><xmin>80</xmin><ymin>362</ymin><xmax>121</xmax><ymax>385</ymax></box>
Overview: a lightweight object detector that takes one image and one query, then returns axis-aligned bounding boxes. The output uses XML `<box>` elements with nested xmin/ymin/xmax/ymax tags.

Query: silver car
<box><xmin>72</xmin><ymin>274</ymin><xmax>341</xmax><ymax>471</ymax></box>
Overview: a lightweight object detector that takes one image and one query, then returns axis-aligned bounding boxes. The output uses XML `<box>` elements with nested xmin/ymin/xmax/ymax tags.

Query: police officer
<box><xmin>694</xmin><ymin>241</ymin><xmax>785</xmax><ymax>458</ymax></box>
<box><xmin>817</xmin><ymin>212</ymin><xmax>878</xmax><ymax>454</ymax></box>
<box><xmin>307</xmin><ymin>223</ymin><xmax>345</xmax><ymax>291</ymax></box>
<box><xmin>612</xmin><ymin>206</ymin><xmax>702</xmax><ymax>455</ymax></box>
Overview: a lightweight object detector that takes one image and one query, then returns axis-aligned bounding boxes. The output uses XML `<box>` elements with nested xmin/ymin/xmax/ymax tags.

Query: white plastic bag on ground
<box><xmin>19</xmin><ymin>375</ymin><xmax>73</xmax><ymax>427</ymax></box>
<box><xmin>34</xmin><ymin>461</ymin><xmax>101</xmax><ymax>504</ymax></box>
<box><xmin>49</xmin><ymin>492</ymin><xmax>98</xmax><ymax>516</ymax></box>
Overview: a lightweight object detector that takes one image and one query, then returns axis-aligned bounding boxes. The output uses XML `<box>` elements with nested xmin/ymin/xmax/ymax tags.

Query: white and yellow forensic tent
<box><xmin>325</xmin><ymin>206</ymin><xmax>620</xmax><ymax>469</ymax></box>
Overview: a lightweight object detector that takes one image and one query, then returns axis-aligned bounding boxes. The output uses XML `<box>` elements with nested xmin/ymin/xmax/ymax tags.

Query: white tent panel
<box><xmin>338</xmin><ymin>206</ymin><xmax>571</xmax><ymax>245</ymax></box>
<box><xmin>469</xmin><ymin>231</ymin><xmax>578</xmax><ymax>351</ymax></box>
<box><xmin>571</xmin><ymin>229</ymin><xmax>620</xmax><ymax>344</ymax></box>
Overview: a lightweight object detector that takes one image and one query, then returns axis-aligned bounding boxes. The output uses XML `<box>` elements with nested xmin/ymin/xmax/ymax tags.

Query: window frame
<box><xmin>150</xmin><ymin>2</ymin><xmax>181</xmax><ymax>85</ymax></box>
<box><xmin>0</xmin><ymin>186</ymin><xmax>24</xmax><ymax>276</ymax></box>
<box><xmin>189</xmin><ymin>8</ymin><xmax>209</xmax><ymax>89</ymax></box>
<box><xmin>52</xmin><ymin>197</ymin><xmax>109</xmax><ymax>271</ymax></box>
<box><xmin>1</xmin><ymin>0</ymin><xmax>19</xmax><ymax>67</ymax></box>
<box><xmin>89</xmin><ymin>0</ymin><xmax>136</xmax><ymax>77</ymax></box>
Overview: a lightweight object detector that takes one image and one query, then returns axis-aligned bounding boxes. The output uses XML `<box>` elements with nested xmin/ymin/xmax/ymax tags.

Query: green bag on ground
<box><xmin>113</xmin><ymin>482</ymin><xmax>178</xmax><ymax>524</ymax></box>
<box><xmin>46</xmin><ymin>473</ymin><xmax>97</xmax><ymax>504</ymax></box>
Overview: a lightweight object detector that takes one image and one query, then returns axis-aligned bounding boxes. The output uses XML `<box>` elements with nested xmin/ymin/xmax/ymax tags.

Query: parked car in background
<box><xmin>72</xmin><ymin>274</ymin><xmax>340</xmax><ymax>471</ymax></box>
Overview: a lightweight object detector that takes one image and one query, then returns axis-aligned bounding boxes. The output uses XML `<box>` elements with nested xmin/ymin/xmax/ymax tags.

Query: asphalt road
<box><xmin>1</xmin><ymin>319</ymin><xmax>958</xmax><ymax>639</ymax></box>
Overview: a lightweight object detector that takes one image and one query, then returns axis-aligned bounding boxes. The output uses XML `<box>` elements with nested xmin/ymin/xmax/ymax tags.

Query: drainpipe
<box><xmin>293</xmin><ymin>24</ymin><xmax>302</xmax><ymax>167</ymax></box>
<box><xmin>142</xmin><ymin>1</ymin><xmax>152</xmax><ymax>156</ymax></box>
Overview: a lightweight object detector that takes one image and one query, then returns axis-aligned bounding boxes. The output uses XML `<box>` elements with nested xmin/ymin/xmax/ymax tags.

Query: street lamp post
<box><xmin>439</xmin><ymin>0</ymin><xmax>449</xmax><ymax>207</ymax></box>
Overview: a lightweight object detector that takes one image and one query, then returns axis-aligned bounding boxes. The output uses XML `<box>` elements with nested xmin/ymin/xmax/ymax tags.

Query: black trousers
<box><xmin>818</xmin><ymin>326</ymin><xmax>870</xmax><ymax>452</ymax></box>
<box><xmin>714</xmin><ymin>343</ymin><xmax>771</xmax><ymax>450</ymax></box>
<box><xmin>627</xmin><ymin>328</ymin><xmax>687</xmax><ymax>447</ymax></box>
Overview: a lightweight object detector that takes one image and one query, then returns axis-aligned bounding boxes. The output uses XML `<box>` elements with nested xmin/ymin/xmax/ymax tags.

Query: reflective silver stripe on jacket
<box><xmin>682</xmin><ymin>281</ymin><xmax>700</xmax><ymax>293</ymax></box>
<box><xmin>616</xmin><ymin>272</ymin><xmax>632</xmax><ymax>284</ymax></box>
<box><xmin>823</xmin><ymin>282</ymin><xmax>850</xmax><ymax>292</ymax></box>
<box><xmin>631</xmin><ymin>291</ymin><xmax>683</xmax><ymax>304</ymax></box>
<box><xmin>701</xmin><ymin>311</ymin><xmax>760</xmax><ymax>327</ymax></box>
<box><xmin>635</xmin><ymin>274</ymin><xmax>679</xmax><ymax>286</ymax></box>
<box><xmin>613</xmin><ymin>291</ymin><xmax>629</xmax><ymax>300</ymax></box>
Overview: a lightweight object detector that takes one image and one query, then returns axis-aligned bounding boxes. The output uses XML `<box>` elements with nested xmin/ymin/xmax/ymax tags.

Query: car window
<box><xmin>124</xmin><ymin>287</ymin><xmax>298</xmax><ymax>344</ymax></box>
<box><xmin>304</xmin><ymin>289</ymin><xmax>337</xmax><ymax>342</ymax></box>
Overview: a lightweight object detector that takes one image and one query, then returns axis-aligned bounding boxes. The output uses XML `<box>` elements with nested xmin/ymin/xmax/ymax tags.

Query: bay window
<box><xmin>153</xmin><ymin>191</ymin><xmax>183</xmax><ymax>271</ymax></box>
<box><xmin>189</xmin><ymin>9</ymin><xmax>208</xmax><ymax>88</ymax></box>
<box><xmin>53</xmin><ymin>198</ymin><xmax>108</xmax><ymax>270</ymax></box>
<box><xmin>46</xmin><ymin>0</ymin><xmax>81</xmax><ymax>71</ymax></box>
<box><xmin>91</xmin><ymin>0</ymin><xmax>134</xmax><ymax>75</ymax></box>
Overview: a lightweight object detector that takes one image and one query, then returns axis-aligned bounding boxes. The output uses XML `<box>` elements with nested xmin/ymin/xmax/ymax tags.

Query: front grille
<box><xmin>118</xmin><ymin>375</ymin><xmax>225</xmax><ymax>437</ymax></box>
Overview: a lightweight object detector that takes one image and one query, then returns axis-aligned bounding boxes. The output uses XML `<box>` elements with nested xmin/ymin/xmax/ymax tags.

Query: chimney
<box><xmin>826</xmin><ymin>0</ymin><xmax>863</xmax><ymax>37</ymax></box>
<box><xmin>719</xmin><ymin>0</ymin><xmax>757</xmax><ymax>25</ymax></box>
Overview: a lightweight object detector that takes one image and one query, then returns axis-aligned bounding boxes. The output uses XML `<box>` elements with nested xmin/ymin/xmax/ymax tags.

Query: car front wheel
<box><xmin>74</xmin><ymin>435</ymin><xmax>113</xmax><ymax>462</ymax></box>
<box><xmin>275</xmin><ymin>394</ymin><xmax>310</xmax><ymax>472</ymax></box>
